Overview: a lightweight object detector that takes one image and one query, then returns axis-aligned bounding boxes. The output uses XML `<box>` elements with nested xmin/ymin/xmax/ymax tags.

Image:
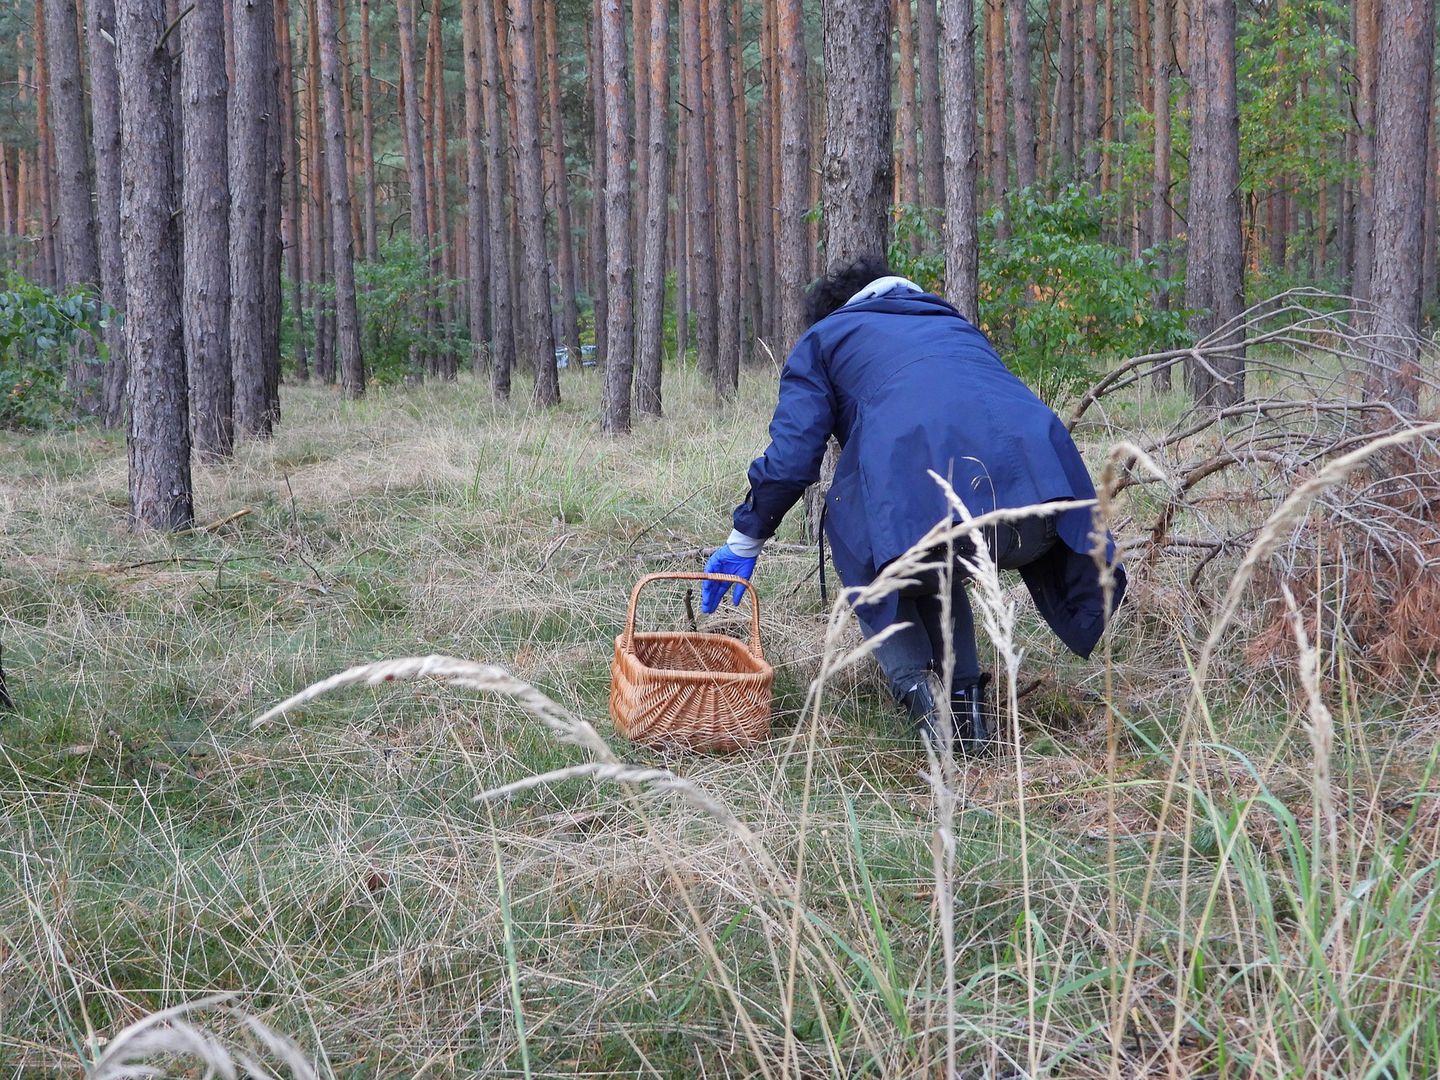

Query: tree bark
<box><xmin>587</xmin><ymin>0</ymin><xmax>607</xmax><ymax>373</ymax></box>
<box><xmin>1006</xmin><ymin>0</ymin><xmax>1036</xmax><ymax>190</ymax></box>
<box><xmin>776</xmin><ymin>0</ymin><xmax>810</xmax><ymax>348</ymax></box>
<box><xmin>182</xmin><ymin>0</ymin><xmax>233</xmax><ymax>458</ymax></box>
<box><xmin>359</xmin><ymin>0</ymin><xmax>378</xmax><ymax>261</ymax></box>
<box><xmin>896</xmin><ymin>0</ymin><xmax>920</xmax><ymax>206</ymax></box>
<box><xmin>1101</xmin><ymin>0</ymin><xmax>1114</xmax><ymax>195</ymax></box>
<box><xmin>277</xmin><ymin>0</ymin><xmax>309</xmax><ymax>382</ymax></box>
<box><xmin>396</xmin><ymin>0</ymin><xmax>432</xmax><ymax>375</ymax></box>
<box><xmin>1080</xmin><ymin>0</ymin><xmax>1100</xmax><ymax>190</ymax></box>
<box><xmin>1184</xmin><ymin>0</ymin><xmax>1245</xmax><ymax>407</ymax></box>
<box><xmin>43</xmin><ymin>0</ymin><xmax>101</xmax><ymax>404</ymax></box>
<box><xmin>709</xmin><ymin>0</ymin><xmax>742</xmax><ymax>396</ymax></box>
<box><xmin>85</xmin><ymin>0</ymin><xmax>128</xmax><ymax>426</ymax></box>
<box><xmin>681</xmin><ymin>0</ymin><xmax>719</xmax><ymax>376</ymax></box>
<box><xmin>984</xmin><ymin>0</ymin><xmax>1007</xmax><ymax>208</ymax></box>
<box><xmin>507</xmin><ymin>0</ymin><xmax>559</xmax><ymax>405</ymax></box>
<box><xmin>599</xmin><ymin>0</ymin><xmax>633</xmax><ymax>432</ymax></box>
<box><xmin>263</xmin><ymin>0</ymin><xmax>284</xmax><ymax>425</ymax></box>
<box><xmin>1054</xmin><ymin>0</ymin><xmax>1075</xmax><ymax>178</ymax></box>
<box><xmin>1366</xmin><ymin>0</ymin><xmax>1435</xmax><ymax>414</ymax></box>
<box><xmin>117</xmin><ymin>0</ymin><xmax>193</xmax><ymax>529</ymax></box>
<box><xmin>635</xmin><ymin>0</ymin><xmax>670</xmax><ymax>415</ymax></box>
<box><xmin>461</xmin><ymin>0</ymin><xmax>487</xmax><ymax>371</ymax></box>
<box><xmin>822</xmin><ymin>0</ymin><xmax>893</xmax><ymax>266</ymax></box>
<box><xmin>426</xmin><ymin>4</ymin><xmax>450</xmax><ymax>376</ymax></box>
<box><xmin>43</xmin><ymin>0</ymin><xmax>97</xmax><ymax>292</ymax></box>
<box><xmin>916</xmin><ymin>0</ymin><xmax>945</xmax><ymax>209</ymax></box>
<box><xmin>306</xmin><ymin>1</ymin><xmax>335</xmax><ymax>383</ymax></box>
<box><xmin>315</xmin><ymin>0</ymin><xmax>365</xmax><ymax>398</ymax></box>
<box><xmin>231</xmin><ymin>0</ymin><xmax>278</xmax><ymax>438</ymax></box>
<box><xmin>482</xmin><ymin>0</ymin><xmax>515</xmax><ymax>397</ymax></box>
<box><xmin>1351</xmin><ymin>0</ymin><xmax>1378</xmax><ymax>302</ymax></box>
<box><xmin>33</xmin><ymin>1</ymin><xmax>57</xmax><ymax>287</ymax></box>
<box><xmin>541</xmin><ymin>0</ymin><xmax>582</xmax><ymax>373</ymax></box>
<box><xmin>941</xmin><ymin>0</ymin><xmax>979</xmax><ymax>319</ymax></box>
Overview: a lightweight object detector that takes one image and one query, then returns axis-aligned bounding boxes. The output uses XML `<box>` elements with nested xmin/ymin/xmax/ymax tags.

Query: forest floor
<box><xmin>3</xmin><ymin>367</ymin><xmax>1438</xmax><ymax>1078</ymax></box>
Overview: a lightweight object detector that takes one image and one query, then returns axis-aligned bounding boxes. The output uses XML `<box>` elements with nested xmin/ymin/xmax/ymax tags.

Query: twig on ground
<box><xmin>171</xmin><ymin>507</ymin><xmax>254</xmax><ymax>537</ymax></box>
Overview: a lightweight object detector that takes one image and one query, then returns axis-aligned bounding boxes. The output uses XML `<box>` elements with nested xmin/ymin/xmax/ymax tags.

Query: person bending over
<box><xmin>700</xmin><ymin>255</ymin><xmax>1126</xmax><ymax>755</ymax></box>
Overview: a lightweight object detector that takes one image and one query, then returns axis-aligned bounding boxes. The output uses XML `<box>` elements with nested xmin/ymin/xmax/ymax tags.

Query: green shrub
<box><xmin>890</xmin><ymin>186</ymin><xmax>1190</xmax><ymax>405</ymax></box>
<box><xmin>0</xmin><ymin>274</ymin><xmax>107</xmax><ymax>430</ymax></box>
<box><xmin>305</xmin><ymin>238</ymin><xmax>466</xmax><ymax>385</ymax></box>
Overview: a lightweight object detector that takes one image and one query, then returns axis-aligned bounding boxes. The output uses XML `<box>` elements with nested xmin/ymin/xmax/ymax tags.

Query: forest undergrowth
<box><xmin>3</xmin><ymin>363</ymin><xmax>1439</xmax><ymax>1078</ymax></box>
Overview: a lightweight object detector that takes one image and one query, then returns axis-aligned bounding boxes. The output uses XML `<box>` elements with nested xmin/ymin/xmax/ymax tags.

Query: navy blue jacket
<box><xmin>732</xmin><ymin>290</ymin><xmax>1125</xmax><ymax>658</ymax></box>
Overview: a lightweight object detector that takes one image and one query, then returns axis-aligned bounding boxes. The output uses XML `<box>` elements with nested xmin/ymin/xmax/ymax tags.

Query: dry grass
<box><xmin>3</xmin><ymin>354</ymin><xmax>1440</xmax><ymax>1078</ymax></box>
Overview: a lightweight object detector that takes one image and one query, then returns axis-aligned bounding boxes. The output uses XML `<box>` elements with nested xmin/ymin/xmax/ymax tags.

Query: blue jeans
<box><xmin>869</xmin><ymin>513</ymin><xmax>1058</xmax><ymax>700</ymax></box>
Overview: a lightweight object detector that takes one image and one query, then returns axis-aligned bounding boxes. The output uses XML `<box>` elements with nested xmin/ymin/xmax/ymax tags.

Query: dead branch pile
<box><xmin>1073</xmin><ymin>289</ymin><xmax>1440</xmax><ymax>687</ymax></box>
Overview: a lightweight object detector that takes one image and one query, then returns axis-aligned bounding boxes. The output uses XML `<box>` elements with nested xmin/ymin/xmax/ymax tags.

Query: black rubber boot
<box><xmin>950</xmin><ymin>673</ymin><xmax>995</xmax><ymax>757</ymax></box>
<box><xmin>899</xmin><ymin>673</ymin><xmax>946</xmax><ymax>751</ymax></box>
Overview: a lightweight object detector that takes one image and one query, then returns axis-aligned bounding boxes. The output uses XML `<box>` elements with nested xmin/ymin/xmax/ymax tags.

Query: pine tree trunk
<box><xmin>396</xmin><ymin>0</ymin><xmax>432</xmax><ymax>376</ymax></box>
<box><xmin>1054</xmin><ymin>0</ymin><xmax>1075</xmax><ymax>178</ymax></box>
<box><xmin>316</xmin><ymin>0</ymin><xmax>365</xmax><ymax>398</ymax></box>
<box><xmin>897</xmin><ymin>0</ymin><xmax>920</xmax><ymax>206</ymax></box>
<box><xmin>1184</xmin><ymin>0</ymin><xmax>1246</xmax><ymax>407</ymax></box>
<box><xmin>1422</xmin><ymin>91</ymin><xmax>1437</xmax><ymax>310</ymax></box>
<box><xmin>1351</xmin><ymin>0</ymin><xmax>1379</xmax><ymax>300</ymax></box>
<box><xmin>508</xmin><ymin>0</ymin><xmax>559</xmax><ymax>405</ymax></box>
<box><xmin>427</xmin><ymin>6</ymin><xmax>452</xmax><ymax>377</ymax></box>
<box><xmin>1130</xmin><ymin>0</ymin><xmax>1151</xmax><ymax>114</ymax></box>
<box><xmin>681</xmin><ymin>0</ymin><xmax>719</xmax><ymax>376</ymax></box>
<box><xmin>709</xmin><ymin>0</ymin><xmax>742</xmax><ymax>396</ymax></box>
<box><xmin>263</xmin><ymin>0</ymin><xmax>284</xmax><ymax>425</ymax></box>
<box><xmin>117</xmin><ymin>0</ymin><xmax>193</xmax><ymax>529</ymax></box>
<box><xmin>916</xmin><ymin>0</ymin><xmax>945</xmax><ymax>210</ymax></box>
<box><xmin>43</xmin><ymin>0</ymin><xmax>101</xmax><ymax>405</ymax></box>
<box><xmin>1149</xmin><ymin>0</ymin><xmax>1172</xmax><ymax>386</ymax></box>
<box><xmin>941</xmin><ymin>0</ymin><xmax>979</xmax><ymax>320</ymax></box>
<box><xmin>84</xmin><ymin>0</ymin><xmax>128</xmax><ymax>426</ymax></box>
<box><xmin>734</xmin><ymin>0</ymin><xmax>760</xmax><ymax>360</ymax></box>
<box><xmin>1080</xmin><ymin>0</ymin><xmax>1100</xmax><ymax>190</ymax></box>
<box><xmin>182</xmin><ymin>0</ymin><xmax>234</xmax><ymax>458</ymax></box>
<box><xmin>543</xmin><ymin>0</ymin><xmax>582</xmax><ymax>372</ymax></box>
<box><xmin>599</xmin><ymin>0</ymin><xmax>634</xmax><ymax>432</ymax></box>
<box><xmin>482</xmin><ymin>0</ymin><xmax>515</xmax><ymax>396</ymax></box>
<box><xmin>587</xmin><ymin>0</ymin><xmax>607</xmax><ymax>373</ymax></box>
<box><xmin>360</xmin><ymin>0</ymin><xmax>378</xmax><ymax>261</ymax></box>
<box><xmin>277</xmin><ymin>0</ymin><xmax>309</xmax><ymax>382</ymax></box>
<box><xmin>754</xmin><ymin>0</ymin><xmax>777</xmax><ymax>339</ymax></box>
<box><xmin>635</xmin><ymin>0</ymin><xmax>670</xmax><ymax>415</ymax></box>
<box><xmin>776</xmin><ymin>0</ymin><xmax>810</xmax><ymax>347</ymax></box>
<box><xmin>632</xmin><ymin>0</ymin><xmax>650</xmax><ymax>304</ymax></box>
<box><xmin>1005</xmin><ymin>0</ymin><xmax>1036</xmax><ymax>190</ymax></box>
<box><xmin>675</xmin><ymin>120</ymin><xmax>690</xmax><ymax>360</ymax></box>
<box><xmin>307</xmin><ymin>4</ymin><xmax>335</xmax><ymax>384</ymax></box>
<box><xmin>461</xmin><ymin>0</ymin><xmax>487</xmax><ymax>372</ymax></box>
<box><xmin>822</xmin><ymin>0</ymin><xmax>893</xmax><ymax>266</ymax></box>
<box><xmin>1366</xmin><ymin>0</ymin><xmax>1435</xmax><ymax>413</ymax></box>
<box><xmin>1101</xmin><ymin>0</ymin><xmax>1114</xmax><ymax>195</ymax></box>
<box><xmin>984</xmin><ymin>0</ymin><xmax>1007</xmax><ymax>208</ymax></box>
<box><xmin>232</xmin><ymin>0</ymin><xmax>278</xmax><ymax>438</ymax></box>
<box><xmin>33</xmin><ymin>2</ymin><xmax>57</xmax><ymax>287</ymax></box>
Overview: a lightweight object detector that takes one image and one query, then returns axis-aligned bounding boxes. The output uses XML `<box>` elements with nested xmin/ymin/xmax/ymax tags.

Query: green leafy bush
<box><xmin>304</xmin><ymin>238</ymin><xmax>465</xmax><ymax>385</ymax></box>
<box><xmin>0</xmin><ymin>274</ymin><xmax>107</xmax><ymax>430</ymax></box>
<box><xmin>890</xmin><ymin>186</ymin><xmax>1190</xmax><ymax>405</ymax></box>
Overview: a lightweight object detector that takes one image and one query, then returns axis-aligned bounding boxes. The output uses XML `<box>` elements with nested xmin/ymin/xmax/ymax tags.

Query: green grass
<box><xmin>2</xmin><ymin>366</ymin><xmax>1438</xmax><ymax>1077</ymax></box>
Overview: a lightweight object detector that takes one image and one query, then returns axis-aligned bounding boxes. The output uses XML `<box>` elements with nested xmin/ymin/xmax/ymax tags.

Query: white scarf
<box><xmin>843</xmin><ymin>275</ymin><xmax>925</xmax><ymax>307</ymax></box>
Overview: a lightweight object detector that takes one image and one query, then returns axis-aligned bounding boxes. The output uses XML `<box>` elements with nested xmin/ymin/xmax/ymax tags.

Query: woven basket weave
<box><xmin>609</xmin><ymin>572</ymin><xmax>774</xmax><ymax>752</ymax></box>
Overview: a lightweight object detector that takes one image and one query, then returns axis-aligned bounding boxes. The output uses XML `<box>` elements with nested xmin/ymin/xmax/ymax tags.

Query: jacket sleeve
<box><xmin>732</xmin><ymin>333</ymin><xmax>836</xmax><ymax>541</ymax></box>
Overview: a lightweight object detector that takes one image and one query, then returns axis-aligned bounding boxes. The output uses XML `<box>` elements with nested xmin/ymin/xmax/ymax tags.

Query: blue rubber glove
<box><xmin>701</xmin><ymin>545</ymin><xmax>758</xmax><ymax>613</ymax></box>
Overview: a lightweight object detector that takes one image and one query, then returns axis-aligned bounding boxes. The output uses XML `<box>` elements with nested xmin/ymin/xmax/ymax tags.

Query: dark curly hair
<box><xmin>803</xmin><ymin>254</ymin><xmax>894</xmax><ymax>327</ymax></box>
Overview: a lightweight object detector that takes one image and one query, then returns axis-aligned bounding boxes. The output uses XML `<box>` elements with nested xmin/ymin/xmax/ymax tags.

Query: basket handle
<box><xmin>622</xmin><ymin>572</ymin><xmax>764</xmax><ymax>659</ymax></box>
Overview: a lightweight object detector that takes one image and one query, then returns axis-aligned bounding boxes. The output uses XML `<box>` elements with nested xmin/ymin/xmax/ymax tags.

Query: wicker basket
<box><xmin>609</xmin><ymin>572</ymin><xmax>774</xmax><ymax>752</ymax></box>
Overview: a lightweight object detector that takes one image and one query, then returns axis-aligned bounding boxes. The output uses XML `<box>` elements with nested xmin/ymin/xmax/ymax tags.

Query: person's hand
<box><xmin>701</xmin><ymin>546</ymin><xmax>758</xmax><ymax>613</ymax></box>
